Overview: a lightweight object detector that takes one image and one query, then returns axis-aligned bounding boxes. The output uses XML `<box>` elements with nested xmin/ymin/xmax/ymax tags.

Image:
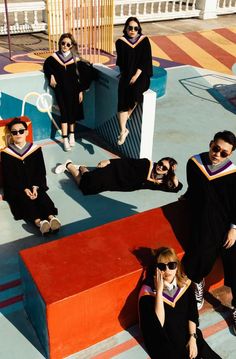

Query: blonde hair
<box><xmin>155</xmin><ymin>247</ymin><xmax>188</xmax><ymax>288</ymax></box>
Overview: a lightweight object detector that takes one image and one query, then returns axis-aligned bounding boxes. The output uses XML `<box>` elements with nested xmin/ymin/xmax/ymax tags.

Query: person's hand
<box><xmin>186</xmin><ymin>336</ymin><xmax>198</xmax><ymax>359</ymax></box>
<box><xmin>97</xmin><ymin>160</ymin><xmax>110</xmax><ymax>168</ymax></box>
<box><xmin>129</xmin><ymin>75</ymin><xmax>138</xmax><ymax>85</ymax></box>
<box><xmin>24</xmin><ymin>188</ymin><xmax>35</xmax><ymax>200</ymax></box>
<box><xmin>79</xmin><ymin>91</ymin><xmax>83</xmax><ymax>103</ymax></box>
<box><xmin>224</xmin><ymin>228</ymin><xmax>236</xmax><ymax>249</ymax></box>
<box><xmin>155</xmin><ymin>268</ymin><xmax>164</xmax><ymax>294</ymax></box>
<box><xmin>50</xmin><ymin>75</ymin><xmax>57</xmax><ymax>88</ymax></box>
<box><xmin>31</xmin><ymin>186</ymin><xmax>38</xmax><ymax>200</ymax></box>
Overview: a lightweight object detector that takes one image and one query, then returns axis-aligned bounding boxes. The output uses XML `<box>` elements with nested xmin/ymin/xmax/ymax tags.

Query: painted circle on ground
<box><xmin>232</xmin><ymin>63</ymin><xmax>236</xmax><ymax>75</ymax></box>
<box><xmin>4</xmin><ymin>63</ymin><xmax>43</xmax><ymax>73</ymax></box>
<box><xmin>36</xmin><ymin>93</ymin><xmax>53</xmax><ymax>112</ymax></box>
<box><xmin>153</xmin><ymin>60</ymin><xmax>160</xmax><ymax>67</ymax></box>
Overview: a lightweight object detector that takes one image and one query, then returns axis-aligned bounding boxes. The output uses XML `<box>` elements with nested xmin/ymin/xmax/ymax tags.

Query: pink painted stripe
<box><xmin>0</xmin><ymin>279</ymin><xmax>21</xmax><ymax>292</ymax></box>
<box><xmin>0</xmin><ymin>294</ymin><xmax>23</xmax><ymax>309</ymax></box>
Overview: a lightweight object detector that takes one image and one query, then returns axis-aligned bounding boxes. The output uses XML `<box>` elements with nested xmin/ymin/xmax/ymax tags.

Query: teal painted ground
<box><xmin>1</xmin><ymin>64</ymin><xmax>236</xmax><ymax>358</ymax></box>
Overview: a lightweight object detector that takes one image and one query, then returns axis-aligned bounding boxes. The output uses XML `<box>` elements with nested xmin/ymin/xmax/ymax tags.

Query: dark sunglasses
<box><xmin>156</xmin><ymin>262</ymin><xmax>177</xmax><ymax>271</ymax></box>
<box><xmin>157</xmin><ymin>160</ymin><xmax>169</xmax><ymax>172</ymax></box>
<box><xmin>211</xmin><ymin>145</ymin><xmax>230</xmax><ymax>158</ymax></box>
<box><xmin>11</xmin><ymin>129</ymin><xmax>25</xmax><ymax>136</ymax></box>
<box><xmin>61</xmin><ymin>41</ymin><xmax>72</xmax><ymax>48</ymax></box>
<box><xmin>128</xmin><ymin>26</ymin><xmax>139</xmax><ymax>31</ymax></box>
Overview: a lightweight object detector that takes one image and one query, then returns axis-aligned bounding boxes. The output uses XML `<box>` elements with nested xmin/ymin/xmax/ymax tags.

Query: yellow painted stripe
<box><xmin>167</xmin><ymin>34</ymin><xmax>231</xmax><ymax>74</ymax></box>
<box><xmin>228</xmin><ymin>27</ymin><xmax>236</xmax><ymax>34</ymax></box>
<box><xmin>200</xmin><ymin>30</ymin><xmax>236</xmax><ymax>57</ymax></box>
<box><xmin>149</xmin><ymin>38</ymin><xmax>172</xmax><ymax>61</ymax></box>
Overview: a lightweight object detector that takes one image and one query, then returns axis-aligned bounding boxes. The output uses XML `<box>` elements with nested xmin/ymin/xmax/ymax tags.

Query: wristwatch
<box><xmin>189</xmin><ymin>333</ymin><xmax>198</xmax><ymax>339</ymax></box>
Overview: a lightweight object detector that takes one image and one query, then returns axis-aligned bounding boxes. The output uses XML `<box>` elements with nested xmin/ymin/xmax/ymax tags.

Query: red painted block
<box><xmin>19</xmin><ymin>202</ymin><xmax>223</xmax><ymax>359</ymax></box>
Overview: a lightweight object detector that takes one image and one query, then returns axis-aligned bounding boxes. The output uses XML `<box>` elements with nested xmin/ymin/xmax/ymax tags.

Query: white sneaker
<box><xmin>39</xmin><ymin>220</ymin><xmax>50</xmax><ymax>235</ymax></box>
<box><xmin>69</xmin><ymin>133</ymin><xmax>75</xmax><ymax>147</ymax></box>
<box><xmin>194</xmin><ymin>279</ymin><xmax>205</xmax><ymax>310</ymax></box>
<box><xmin>63</xmin><ymin>138</ymin><xmax>71</xmax><ymax>152</ymax></box>
<box><xmin>49</xmin><ymin>217</ymin><xmax>61</xmax><ymax>231</ymax></box>
<box><xmin>55</xmin><ymin>159</ymin><xmax>72</xmax><ymax>174</ymax></box>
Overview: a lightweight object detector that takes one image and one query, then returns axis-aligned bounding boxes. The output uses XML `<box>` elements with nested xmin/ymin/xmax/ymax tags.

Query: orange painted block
<box><xmin>19</xmin><ymin>202</ymin><xmax>223</xmax><ymax>359</ymax></box>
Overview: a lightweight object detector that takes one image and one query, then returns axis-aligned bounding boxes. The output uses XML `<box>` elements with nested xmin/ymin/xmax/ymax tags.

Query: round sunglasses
<box><xmin>127</xmin><ymin>26</ymin><xmax>139</xmax><ymax>32</ymax></box>
<box><xmin>211</xmin><ymin>144</ymin><xmax>230</xmax><ymax>158</ymax></box>
<box><xmin>61</xmin><ymin>41</ymin><xmax>72</xmax><ymax>48</ymax></box>
<box><xmin>11</xmin><ymin>129</ymin><xmax>25</xmax><ymax>136</ymax></box>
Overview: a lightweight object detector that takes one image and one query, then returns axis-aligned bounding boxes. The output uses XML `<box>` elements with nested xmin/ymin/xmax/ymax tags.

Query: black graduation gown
<box><xmin>139</xmin><ymin>279</ymin><xmax>221</xmax><ymax>359</ymax></box>
<box><xmin>1</xmin><ymin>144</ymin><xmax>57</xmax><ymax>222</ymax></box>
<box><xmin>182</xmin><ymin>154</ymin><xmax>236</xmax><ymax>287</ymax></box>
<box><xmin>43</xmin><ymin>51</ymin><xmax>84</xmax><ymax>124</ymax></box>
<box><xmin>79</xmin><ymin>158</ymin><xmax>182</xmax><ymax>195</ymax></box>
<box><xmin>115</xmin><ymin>35</ymin><xmax>153</xmax><ymax>112</ymax></box>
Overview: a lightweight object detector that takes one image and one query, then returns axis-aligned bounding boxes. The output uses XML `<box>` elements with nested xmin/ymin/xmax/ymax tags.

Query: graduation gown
<box><xmin>182</xmin><ymin>153</ymin><xmax>236</xmax><ymax>289</ymax></box>
<box><xmin>115</xmin><ymin>35</ymin><xmax>153</xmax><ymax>112</ymax></box>
<box><xmin>139</xmin><ymin>278</ymin><xmax>221</xmax><ymax>359</ymax></box>
<box><xmin>1</xmin><ymin>144</ymin><xmax>57</xmax><ymax>222</ymax></box>
<box><xmin>79</xmin><ymin>158</ymin><xmax>182</xmax><ymax>195</ymax></box>
<box><xmin>43</xmin><ymin>51</ymin><xmax>84</xmax><ymax>124</ymax></box>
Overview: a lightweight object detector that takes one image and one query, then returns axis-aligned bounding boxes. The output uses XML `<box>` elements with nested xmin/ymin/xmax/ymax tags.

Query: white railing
<box><xmin>217</xmin><ymin>0</ymin><xmax>236</xmax><ymax>15</ymax></box>
<box><xmin>0</xmin><ymin>0</ymin><xmax>236</xmax><ymax>36</ymax></box>
<box><xmin>0</xmin><ymin>1</ymin><xmax>46</xmax><ymax>35</ymax></box>
<box><xmin>114</xmin><ymin>0</ymin><xmax>200</xmax><ymax>24</ymax></box>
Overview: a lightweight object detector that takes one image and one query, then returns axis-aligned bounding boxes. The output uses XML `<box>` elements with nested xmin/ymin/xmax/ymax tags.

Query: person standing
<box><xmin>43</xmin><ymin>33</ymin><xmax>84</xmax><ymax>152</ymax></box>
<box><xmin>181</xmin><ymin>131</ymin><xmax>236</xmax><ymax>334</ymax></box>
<box><xmin>115</xmin><ymin>17</ymin><xmax>153</xmax><ymax>145</ymax></box>
<box><xmin>1</xmin><ymin>118</ymin><xmax>61</xmax><ymax>235</ymax></box>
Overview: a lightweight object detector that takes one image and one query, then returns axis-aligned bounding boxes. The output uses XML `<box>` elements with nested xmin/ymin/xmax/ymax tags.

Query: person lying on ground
<box><xmin>55</xmin><ymin>156</ymin><xmax>183</xmax><ymax>195</ymax></box>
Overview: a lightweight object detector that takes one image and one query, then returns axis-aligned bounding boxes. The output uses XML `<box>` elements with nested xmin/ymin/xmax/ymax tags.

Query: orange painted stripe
<box><xmin>185</xmin><ymin>31</ymin><xmax>235</xmax><ymax>70</ymax></box>
<box><xmin>214</xmin><ymin>28</ymin><xmax>236</xmax><ymax>44</ymax></box>
<box><xmin>92</xmin><ymin>336</ymin><xmax>143</xmax><ymax>359</ymax></box>
<box><xmin>151</xmin><ymin>35</ymin><xmax>201</xmax><ymax>67</ymax></box>
<box><xmin>202</xmin><ymin>317</ymin><xmax>229</xmax><ymax>337</ymax></box>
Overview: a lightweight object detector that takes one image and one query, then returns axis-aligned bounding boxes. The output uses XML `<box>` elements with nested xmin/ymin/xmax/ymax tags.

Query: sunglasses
<box><xmin>156</xmin><ymin>262</ymin><xmax>177</xmax><ymax>271</ymax></box>
<box><xmin>157</xmin><ymin>160</ymin><xmax>169</xmax><ymax>172</ymax></box>
<box><xmin>211</xmin><ymin>145</ymin><xmax>230</xmax><ymax>158</ymax></box>
<box><xmin>128</xmin><ymin>26</ymin><xmax>139</xmax><ymax>31</ymax></box>
<box><xmin>61</xmin><ymin>41</ymin><xmax>72</xmax><ymax>48</ymax></box>
<box><xmin>11</xmin><ymin>129</ymin><xmax>25</xmax><ymax>136</ymax></box>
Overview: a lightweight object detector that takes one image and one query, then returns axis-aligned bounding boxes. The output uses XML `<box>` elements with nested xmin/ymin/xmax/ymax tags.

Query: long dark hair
<box><xmin>157</xmin><ymin>157</ymin><xmax>178</xmax><ymax>189</ymax></box>
<box><xmin>123</xmin><ymin>17</ymin><xmax>143</xmax><ymax>36</ymax></box>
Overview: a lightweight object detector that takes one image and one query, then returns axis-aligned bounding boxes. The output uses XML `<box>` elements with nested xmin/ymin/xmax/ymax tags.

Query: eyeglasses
<box><xmin>157</xmin><ymin>161</ymin><xmax>169</xmax><ymax>172</ymax></box>
<box><xmin>211</xmin><ymin>144</ymin><xmax>230</xmax><ymax>158</ymax></box>
<box><xmin>61</xmin><ymin>41</ymin><xmax>72</xmax><ymax>48</ymax></box>
<box><xmin>156</xmin><ymin>262</ymin><xmax>177</xmax><ymax>271</ymax></box>
<box><xmin>128</xmin><ymin>26</ymin><xmax>139</xmax><ymax>31</ymax></box>
<box><xmin>11</xmin><ymin>129</ymin><xmax>25</xmax><ymax>136</ymax></box>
